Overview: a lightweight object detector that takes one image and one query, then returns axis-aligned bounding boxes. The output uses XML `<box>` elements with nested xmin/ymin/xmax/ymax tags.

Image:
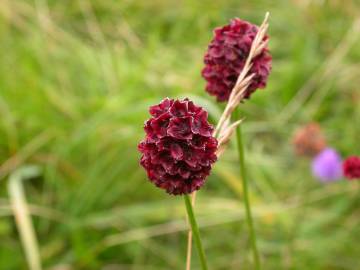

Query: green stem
<box><xmin>184</xmin><ymin>194</ymin><xmax>208</xmax><ymax>270</ymax></box>
<box><xmin>234</xmin><ymin>107</ymin><xmax>261</xmax><ymax>270</ymax></box>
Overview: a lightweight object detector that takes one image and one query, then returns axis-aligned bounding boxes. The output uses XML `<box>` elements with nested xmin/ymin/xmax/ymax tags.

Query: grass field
<box><xmin>1</xmin><ymin>0</ymin><xmax>360</xmax><ymax>269</ymax></box>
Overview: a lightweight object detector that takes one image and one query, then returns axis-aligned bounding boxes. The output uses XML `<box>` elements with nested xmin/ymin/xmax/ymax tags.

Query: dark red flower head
<box><xmin>201</xmin><ymin>18</ymin><xmax>272</xmax><ymax>102</ymax></box>
<box><xmin>138</xmin><ymin>98</ymin><xmax>218</xmax><ymax>195</ymax></box>
<box><xmin>343</xmin><ymin>156</ymin><xmax>360</xmax><ymax>180</ymax></box>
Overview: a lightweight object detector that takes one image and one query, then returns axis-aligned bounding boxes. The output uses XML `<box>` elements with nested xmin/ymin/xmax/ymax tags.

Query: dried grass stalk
<box><xmin>8</xmin><ymin>166</ymin><xmax>42</xmax><ymax>270</ymax></box>
<box><xmin>185</xmin><ymin>12</ymin><xmax>270</xmax><ymax>270</ymax></box>
<box><xmin>214</xmin><ymin>12</ymin><xmax>269</xmax><ymax>146</ymax></box>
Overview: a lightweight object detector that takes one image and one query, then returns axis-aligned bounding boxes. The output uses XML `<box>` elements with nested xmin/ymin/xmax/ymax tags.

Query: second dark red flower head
<box><xmin>202</xmin><ymin>18</ymin><xmax>272</xmax><ymax>102</ymax></box>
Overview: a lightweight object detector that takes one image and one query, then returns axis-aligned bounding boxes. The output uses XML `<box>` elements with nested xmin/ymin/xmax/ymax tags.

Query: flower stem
<box><xmin>184</xmin><ymin>194</ymin><xmax>208</xmax><ymax>270</ymax></box>
<box><xmin>234</xmin><ymin>107</ymin><xmax>261</xmax><ymax>270</ymax></box>
<box><xmin>185</xmin><ymin>192</ymin><xmax>196</xmax><ymax>270</ymax></box>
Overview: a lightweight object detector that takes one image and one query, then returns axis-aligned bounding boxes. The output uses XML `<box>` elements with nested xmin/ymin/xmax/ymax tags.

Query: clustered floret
<box><xmin>292</xmin><ymin>123</ymin><xmax>327</xmax><ymax>157</ymax></box>
<box><xmin>201</xmin><ymin>18</ymin><xmax>272</xmax><ymax>102</ymax></box>
<box><xmin>138</xmin><ymin>98</ymin><xmax>218</xmax><ymax>195</ymax></box>
<box><xmin>343</xmin><ymin>156</ymin><xmax>360</xmax><ymax>180</ymax></box>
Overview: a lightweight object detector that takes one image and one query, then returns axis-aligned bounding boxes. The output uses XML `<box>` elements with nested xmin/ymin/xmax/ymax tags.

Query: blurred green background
<box><xmin>1</xmin><ymin>0</ymin><xmax>360</xmax><ymax>269</ymax></box>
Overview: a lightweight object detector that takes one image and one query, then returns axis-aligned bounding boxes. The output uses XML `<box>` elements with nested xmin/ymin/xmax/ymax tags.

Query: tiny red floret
<box><xmin>343</xmin><ymin>156</ymin><xmax>360</xmax><ymax>180</ymax></box>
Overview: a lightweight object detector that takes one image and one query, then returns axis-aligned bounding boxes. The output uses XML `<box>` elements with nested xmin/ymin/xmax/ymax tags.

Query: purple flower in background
<box><xmin>312</xmin><ymin>148</ymin><xmax>343</xmax><ymax>183</ymax></box>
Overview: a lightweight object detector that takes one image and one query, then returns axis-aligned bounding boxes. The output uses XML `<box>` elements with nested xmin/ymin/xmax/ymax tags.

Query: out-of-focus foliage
<box><xmin>0</xmin><ymin>0</ymin><xmax>360</xmax><ymax>269</ymax></box>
